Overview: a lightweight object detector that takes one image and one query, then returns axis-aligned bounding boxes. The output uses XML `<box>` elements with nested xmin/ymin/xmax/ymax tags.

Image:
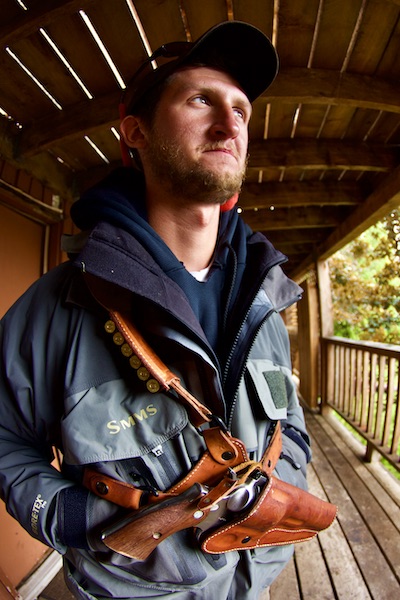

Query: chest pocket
<box><xmin>231</xmin><ymin>359</ymin><xmax>289</xmax><ymax>455</ymax></box>
<box><xmin>61</xmin><ymin>378</ymin><xmax>189</xmax><ymax>465</ymax></box>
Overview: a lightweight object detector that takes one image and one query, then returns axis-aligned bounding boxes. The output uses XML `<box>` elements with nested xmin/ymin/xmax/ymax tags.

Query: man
<box><xmin>0</xmin><ymin>21</ymin><xmax>311</xmax><ymax>600</ymax></box>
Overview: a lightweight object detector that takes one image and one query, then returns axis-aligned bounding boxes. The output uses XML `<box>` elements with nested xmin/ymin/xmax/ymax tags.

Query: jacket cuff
<box><xmin>58</xmin><ymin>486</ymin><xmax>90</xmax><ymax>549</ymax></box>
<box><xmin>282</xmin><ymin>427</ymin><xmax>312</xmax><ymax>463</ymax></box>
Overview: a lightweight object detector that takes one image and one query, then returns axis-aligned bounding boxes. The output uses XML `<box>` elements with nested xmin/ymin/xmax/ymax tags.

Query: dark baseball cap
<box><xmin>125</xmin><ymin>21</ymin><xmax>279</xmax><ymax>114</ymax></box>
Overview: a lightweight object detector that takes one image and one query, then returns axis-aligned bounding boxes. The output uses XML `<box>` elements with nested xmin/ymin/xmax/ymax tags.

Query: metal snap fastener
<box><xmin>95</xmin><ymin>481</ymin><xmax>109</xmax><ymax>495</ymax></box>
<box><xmin>221</xmin><ymin>451</ymin><xmax>234</xmax><ymax>461</ymax></box>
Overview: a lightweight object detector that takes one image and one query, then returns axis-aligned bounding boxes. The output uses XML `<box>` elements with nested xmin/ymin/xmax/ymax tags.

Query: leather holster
<box><xmin>200</xmin><ymin>474</ymin><xmax>337</xmax><ymax>553</ymax></box>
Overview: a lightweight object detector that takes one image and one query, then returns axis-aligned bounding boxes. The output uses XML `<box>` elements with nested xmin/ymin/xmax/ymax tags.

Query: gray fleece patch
<box><xmin>263</xmin><ymin>370</ymin><xmax>288</xmax><ymax>409</ymax></box>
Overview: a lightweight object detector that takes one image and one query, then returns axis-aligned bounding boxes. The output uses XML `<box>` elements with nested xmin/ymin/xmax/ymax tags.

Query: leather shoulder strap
<box><xmin>84</xmin><ymin>273</ymin><xmax>213</xmax><ymax>427</ymax></box>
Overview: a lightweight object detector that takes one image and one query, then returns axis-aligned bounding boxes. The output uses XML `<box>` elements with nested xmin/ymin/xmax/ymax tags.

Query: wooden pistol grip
<box><xmin>101</xmin><ymin>484</ymin><xmax>207</xmax><ymax>560</ymax></box>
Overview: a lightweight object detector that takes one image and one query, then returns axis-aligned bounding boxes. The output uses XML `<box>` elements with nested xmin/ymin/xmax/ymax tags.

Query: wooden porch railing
<box><xmin>321</xmin><ymin>336</ymin><xmax>400</xmax><ymax>472</ymax></box>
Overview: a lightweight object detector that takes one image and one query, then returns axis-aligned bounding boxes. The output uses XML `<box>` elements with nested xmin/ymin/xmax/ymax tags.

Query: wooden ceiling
<box><xmin>1</xmin><ymin>0</ymin><xmax>400</xmax><ymax>281</ymax></box>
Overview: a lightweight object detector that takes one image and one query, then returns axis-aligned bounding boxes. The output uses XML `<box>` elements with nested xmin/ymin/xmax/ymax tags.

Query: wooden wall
<box><xmin>0</xmin><ymin>160</ymin><xmax>69</xmax><ymax>590</ymax></box>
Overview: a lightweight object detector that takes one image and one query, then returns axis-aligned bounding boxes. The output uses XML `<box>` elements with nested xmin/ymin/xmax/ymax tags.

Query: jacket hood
<box><xmin>70</xmin><ymin>167</ymin><xmax>286</xmax><ymax>273</ymax></box>
<box><xmin>71</xmin><ymin>167</ymin><xmax>252</xmax><ymax>278</ymax></box>
<box><xmin>70</xmin><ymin>168</ymin><xmax>294</xmax><ymax>355</ymax></box>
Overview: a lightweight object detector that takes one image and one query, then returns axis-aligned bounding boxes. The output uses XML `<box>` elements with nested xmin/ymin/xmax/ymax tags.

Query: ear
<box><xmin>120</xmin><ymin>115</ymin><xmax>147</xmax><ymax>149</ymax></box>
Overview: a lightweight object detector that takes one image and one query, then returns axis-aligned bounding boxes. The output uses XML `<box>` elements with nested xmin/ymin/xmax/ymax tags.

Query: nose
<box><xmin>210</xmin><ymin>106</ymin><xmax>240</xmax><ymax>139</ymax></box>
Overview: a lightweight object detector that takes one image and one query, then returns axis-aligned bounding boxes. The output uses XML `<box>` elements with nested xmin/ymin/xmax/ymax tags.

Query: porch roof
<box><xmin>1</xmin><ymin>0</ymin><xmax>400</xmax><ymax>281</ymax></box>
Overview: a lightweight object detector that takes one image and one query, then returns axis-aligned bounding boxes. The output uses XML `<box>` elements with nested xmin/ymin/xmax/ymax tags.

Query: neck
<box><xmin>145</xmin><ymin>185</ymin><xmax>220</xmax><ymax>272</ymax></box>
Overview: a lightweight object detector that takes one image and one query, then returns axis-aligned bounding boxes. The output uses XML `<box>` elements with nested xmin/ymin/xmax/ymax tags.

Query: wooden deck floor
<box><xmin>35</xmin><ymin>410</ymin><xmax>400</xmax><ymax>600</ymax></box>
<box><xmin>270</xmin><ymin>410</ymin><xmax>400</xmax><ymax>600</ymax></box>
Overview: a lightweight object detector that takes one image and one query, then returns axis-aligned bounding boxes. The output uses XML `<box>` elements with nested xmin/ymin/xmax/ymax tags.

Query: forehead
<box><xmin>161</xmin><ymin>66</ymin><xmax>251</xmax><ymax>106</ymax></box>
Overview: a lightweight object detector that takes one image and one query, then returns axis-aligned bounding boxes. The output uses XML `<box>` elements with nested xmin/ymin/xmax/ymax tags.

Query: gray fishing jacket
<box><xmin>0</xmin><ymin>180</ymin><xmax>310</xmax><ymax>599</ymax></box>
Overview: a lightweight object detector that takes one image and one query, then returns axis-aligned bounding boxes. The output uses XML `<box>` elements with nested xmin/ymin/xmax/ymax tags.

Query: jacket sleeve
<box><xmin>275</xmin><ymin>385</ymin><xmax>311</xmax><ymax>491</ymax></box>
<box><xmin>237</xmin><ymin>308</ymin><xmax>312</xmax><ymax>491</ymax></box>
<box><xmin>272</xmin><ymin>314</ymin><xmax>311</xmax><ymax>491</ymax></box>
<box><xmin>0</xmin><ymin>269</ymin><xmax>106</xmax><ymax>554</ymax></box>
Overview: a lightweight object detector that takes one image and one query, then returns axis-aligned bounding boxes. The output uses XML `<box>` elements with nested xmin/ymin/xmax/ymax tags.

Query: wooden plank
<box><xmin>319</xmin><ymin>104</ymin><xmax>356</xmax><ymax>139</ymax></box>
<box><xmin>46</xmin><ymin>16</ymin><xmax>117</xmax><ymax>98</ymax></box>
<box><xmin>307</xmin><ymin>464</ymin><xmax>372</xmax><ymax>599</ymax></box>
<box><xmin>0</xmin><ymin>0</ymin><xmax>96</xmax><ymax>47</ymax></box>
<box><xmin>306</xmin><ymin>415</ymin><xmax>400</xmax><ymax>597</ymax></box>
<box><xmin>133</xmin><ymin>0</ymin><xmax>186</xmax><ymax>51</ymax></box>
<box><xmin>12</xmin><ymin>33</ymin><xmax>84</xmax><ymax>108</ymax></box>
<box><xmin>318</xmin><ymin>414</ymin><xmax>400</xmax><ymax>530</ymax></box>
<box><xmin>270</xmin><ymin>556</ymin><xmax>300</xmax><ymax>600</ymax></box>
<box><xmin>350</xmin><ymin>347</ymin><xmax>357</xmax><ymax>418</ymax></box>
<box><xmin>310</xmin><ymin>1</ymin><xmax>367</xmax><ymax>71</ymax></box>
<box><xmin>391</xmin><ymin>374</ymin><xmax>400</xmax><ymax>456</ymax></box>
<box><xmin>347</xmin><ymin>0</ymin><xmax>400</xmax><ymax>75</ymax></box>
<box><xmin>360</xmin><ymin>351</ymin><xmax>370</xmax><ymax>429</ymax></box>
<box><xmin>383</xmin><ymin>358</ymin><xmax>397</xmax><ymax>447</ymax></box>
<box><xmin>367</xmin><ymin>353</ymin><xmax>378</xmax><ymax>435</ymax></box>
<box><xmin>232</xmin><ymin>0</ymin><xmax>275</xmax><ymax>39</ymax></box>
<box><xmin>356</xmin><ymin>353</ymin><xmax>366</xmax><ymax>425</ymax></box>
<box><xmin>375</xmin><ymin>356</ymin><xmax>387</xmax><ymax>439</ymax></box>
<box><xmin>274</xmin><ymin>0</ymin><xmax>321</xmax><ymax>67</ymax></box>
<box><xmin>295</xmin><ymin>536</ymin><xmax>333</xmax><ymax>599</ymax></box>
<box><xmin>377</xmin><ymin>8</ymin><xmax>400</xmax><ymax>77</ymax></box>
<box><xmin>181</xmin><ymin>0</ymin><xmax>228</xmax><ymax>40</ymax></box>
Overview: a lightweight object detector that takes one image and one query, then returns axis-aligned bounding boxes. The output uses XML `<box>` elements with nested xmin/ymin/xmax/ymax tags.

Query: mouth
<box><xmin>202</xmin><ymin>145</ymin><xmax>237</xmax><ymax>160</ymax></box>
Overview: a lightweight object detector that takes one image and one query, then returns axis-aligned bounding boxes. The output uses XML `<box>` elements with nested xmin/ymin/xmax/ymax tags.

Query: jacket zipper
<box><xmin>223</xmin><ymin>286</ymin><xmax>301</xmax><ymax>431</ymax></box>
<box><xmin>224</xmin><ymin>308</ymin><xmax>274</xmax><ymax>430</ymax></box>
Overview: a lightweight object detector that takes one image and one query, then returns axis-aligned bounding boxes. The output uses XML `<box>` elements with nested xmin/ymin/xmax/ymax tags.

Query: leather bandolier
<box><xmin>82</xmin><ymin>274</ymin><xmax>337</xmax><ymax>561</ymax></box>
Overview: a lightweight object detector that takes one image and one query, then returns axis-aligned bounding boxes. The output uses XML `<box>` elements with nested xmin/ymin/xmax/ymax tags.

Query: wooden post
<box><xmin>316</xmin><ymin>260</ymin><xmax>334</xmax><ymax>414</ymax></box>
<box><xmin>297</xmin><ymin>272</ymin><xmax>320</xmax><ymax>410</ymax></box>
<box><xmin>316</xmin><ymin>260</ymin><xmax>334</xmax><ymax>338</ymax></box>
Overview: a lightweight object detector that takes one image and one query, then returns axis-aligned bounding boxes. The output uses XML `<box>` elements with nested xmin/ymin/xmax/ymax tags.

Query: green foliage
<box><xmin>328</xmin><ymin>209</ymin><xmax>400</xmax><ymax>344</ymax></box>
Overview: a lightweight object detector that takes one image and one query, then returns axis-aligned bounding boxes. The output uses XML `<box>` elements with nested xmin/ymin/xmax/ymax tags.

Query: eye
<box><xmin>190</xmin><ymin>95</ymin><xmax>209</xmax><ymax>106</ymax></box>
<box><xmin>233</xmin><ymin>107</ymin><xmax>245</xmax><ymax>120</ymax></box>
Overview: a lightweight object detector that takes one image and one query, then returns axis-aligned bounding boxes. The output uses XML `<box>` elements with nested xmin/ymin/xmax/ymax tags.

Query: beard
<box><xmin>144</xmin><ymin>132</ymin><xmax>248</xmax><ymax>205</ymax></box>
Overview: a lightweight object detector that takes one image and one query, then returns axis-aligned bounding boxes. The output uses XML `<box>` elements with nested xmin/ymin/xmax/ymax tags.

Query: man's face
<box><xmin>140</xmin><ymin>66</ymin><xmax>252</xmax><ymax>205</ymax></box>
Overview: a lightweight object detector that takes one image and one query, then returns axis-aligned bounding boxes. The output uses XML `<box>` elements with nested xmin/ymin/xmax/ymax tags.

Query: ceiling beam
<box><xmin>241</xmin><ymin>206</ymin><xmax>347</xmax><ymax>231</ymax></box>
<box><xmin>316</xmin><ymin>163</ymin><xmax>400</xmax><ymax>260</ymax></box>
<box><xmin>265</xmin><ymin>229</ymin><xmax>329</xmax><ymax>244</ymax></box>
<box><xmin>247</xmin><ymin>139</ymin><xmax>397</xmax><ymax>172</ymax></box>
<box><xmin>0</xmin><ymin>118</ymin><xmax>74</xmax><ymax>201</ymax></box>
<box><xmin>75</xmin><ymin>138</ymin><xmax>397</xmax><ymax>192</ymax></box>
<box><xmin>15</xmin><ymin>69</ymin><xmax>400</xmax><ymax>156</ymax></box>
<box><xmin>0</xmin><ymin>0</ymin><xmax>96</xmax><ymax>47</ymax></box>
<box><xmin>265</xmin><ymin>67</ymin><xmax>400</xmax><ymax>114</ymax></box>
<box><xmin>239</xmin><ymin>180</ymin><xmax>364</xmax><ymax>209</ymax></box>
<box><xmin>290</xmin><ymin>165</ymin><xmax>400</xmax><ymax>281</ymax></box>
<box><xmin>16</xmin><ymin>90</ymin><xmax>121</xmax><ymax>158</ymax></box>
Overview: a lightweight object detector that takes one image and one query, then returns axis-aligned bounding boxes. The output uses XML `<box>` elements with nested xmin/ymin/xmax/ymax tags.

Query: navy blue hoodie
<box><xmin>71</xmin><ymin>168</ymin><xmax>286</xmax><ymax>360</ymax></box>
